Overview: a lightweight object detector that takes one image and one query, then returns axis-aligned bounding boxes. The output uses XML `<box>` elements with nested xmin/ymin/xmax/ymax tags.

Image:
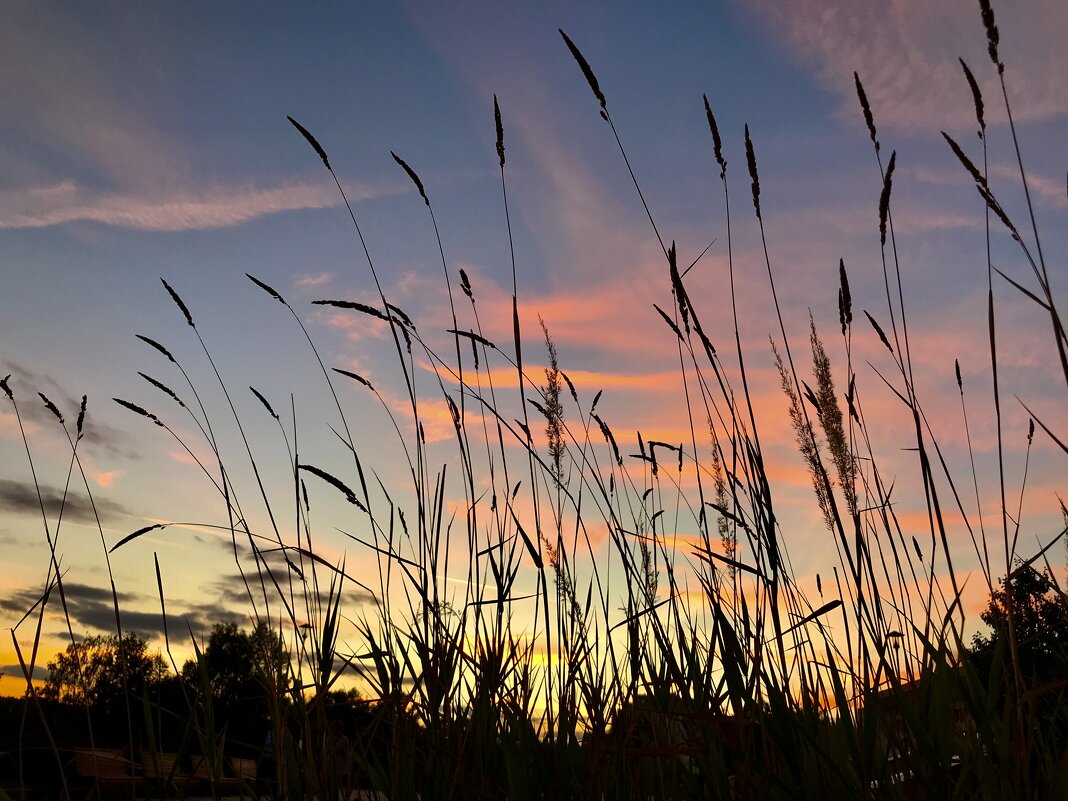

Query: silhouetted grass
<box><xmin>3</xmin><ymin>1</ymin><xmax>1067</xmax><ymax>799</ymax></box>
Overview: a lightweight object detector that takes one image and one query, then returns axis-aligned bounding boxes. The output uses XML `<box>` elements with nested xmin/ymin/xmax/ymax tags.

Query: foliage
<box><xmin>43</xmin><ymin>632</ymin><xmax>168</xmax><ymax>707</ymax></box>
<box><xmin>971</xmin><ymin>564</ymin><xmax>1068</xmax><ymax>681</ymax></box>
<box><xmin>177</xmin><ymin>621</ymin><xmax>291</xmax><ymax>756</ymax></box>
<box><xmin>181</xmin><ymin>622</ymin><xmax>288</xmax><ymax>704</ymax></box>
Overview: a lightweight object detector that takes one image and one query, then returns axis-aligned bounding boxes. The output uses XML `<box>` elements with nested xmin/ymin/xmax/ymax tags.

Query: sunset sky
<box><xmin>1</xmin><ymin>0</ymin><xmax>1065</xmax><ymax>697</ymax></box>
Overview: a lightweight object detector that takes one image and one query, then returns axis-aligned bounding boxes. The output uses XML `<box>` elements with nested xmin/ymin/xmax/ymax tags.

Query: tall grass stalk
<box><xmin>4</xmin><ymin>2</ymin><xmax>1066</xmax><ymax>799</ymax></box>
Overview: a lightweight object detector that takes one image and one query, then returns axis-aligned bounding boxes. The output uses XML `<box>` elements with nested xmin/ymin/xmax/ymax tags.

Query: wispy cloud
<box><xmin>0</xmin><ymin>478</ymin><xmax>131</xmax><ymax>525</ymax></box>
<box><xmin>743</xmin><ymin>0</ymin><xmax>1068</xmax><ymax>131</ymax></box>
<box><xmin>2</xmin><ymin>361</ymin><xmax>139</xmax><ymax>459</ymax></box>
<box><xmin>0</xmin><ymin>410</ymin><xmax>29</xmax><ymax>439</ymax></box>
<box><xmin>0</xmin><ymin>179</ymin><xmax>395</xmax><ymax>232</ymax></box>
<box><xmin>206</xmin><ymin>568</ymin><xmax>374</xmax><ymax>615</ymax></box>
<box><xmin>295</xmin><ymin>272</ymin><xmax>334</xmax><ymax>290</ymax></box>
<box><xmin>989</xmin><ymin>163</ymin><xmax>1068</xmax><ymax>209</ymax></box>
<box><xmin>910</xmin><ymin>162</ymin><xmax>1068</xmax><ymax>211</ymax></box>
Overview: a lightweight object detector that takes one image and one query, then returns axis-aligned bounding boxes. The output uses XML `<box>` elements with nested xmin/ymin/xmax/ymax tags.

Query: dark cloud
<box><xmin>0</xmin><ymin>581</ymin><xmax>134</xmax><ymax>620</ymax></box>
<box><xmin>2</xmin><ymin>361</ymin><xmax>140</xmax><ymax>460</ymax></box>
<box><xmin>0</xmin><ymin>664</ymin><xmax>49</xmax><ymax>682</ymax></box>
<box><xmin>0</xmin><ymin>478</ymin><xmax>130</xmax><ymax>525</ymax></box>
<box><xmin>209</xmin><ymin>561</ymin><xmax>376</xmax><ymax>612</ymax></box>
<box><xmin>0</xmin><ymin>580</ymin><xmax>244</xmax><ymax>639</ymax></box>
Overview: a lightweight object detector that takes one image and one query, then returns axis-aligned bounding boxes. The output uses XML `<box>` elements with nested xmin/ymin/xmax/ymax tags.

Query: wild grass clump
<box><xmin>3</xmin><ymin>1</ymin><xmax>1066</xmax><ymax>799</ymax></box>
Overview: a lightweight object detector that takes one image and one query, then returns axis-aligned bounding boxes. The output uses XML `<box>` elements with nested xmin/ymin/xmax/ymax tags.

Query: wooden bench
<box><xmin>72</xmin><ymin>747</ymin><xmax>139</xmax><ymax>799</ymax></box>
<box><xmin>188</xmin><ymin>753</ymin><xmax>257</xmax><ymax>796</ymax></box>
<box><xmin>140</xmin><ymin>750</ymin><xmax>197</xmax><ymax>796</ymax></box>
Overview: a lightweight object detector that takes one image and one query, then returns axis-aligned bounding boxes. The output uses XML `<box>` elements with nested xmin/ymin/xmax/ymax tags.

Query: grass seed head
<box><xmin>287</xmin><ymin>115</ymin><xmax>331</xmax><ymax>170</ymax></box>
<box><xmin>864</xmin><ymin>310</ymin><xmax>894</xmax><ymax>353</ymax></box>
<box><xmin>560</xmin><ymin>29</ymin><xmax>606</xmax><ymax>112</ymax></box>
<box><xmin>114</xmin><ymin>397</ymin><xmax>164</xmax><ymax>427</ymax></box>
<box><xmin>250</xmin><ymin>386</ymin><xmax>279</xmax><ymax>420</ymax></box>
<box><xmin>38</xmin><ymin>392</ymin><xmax>63</xmax><ymax>424</ymax></box>
<box><xmin>314</xmin><ymin>299</ymin><xmax>389</xmax><ymax>321</ymax></box>
<box><xmin>978</xmin><ymin>0</ymin><xmax>1003</xmax><ymax>73</ymax></box>
<box><xmin>838</xmin><ymin>258</ymin><xmax>852</xmax><ymax>335</ymax></box>
<box><xmin>161</xmin><ymin>278</ymin><xmax>194</xmax><ymax>327</ymax></box>
<box><xmin>136</xmin><ymin>334</ymin><xmax>176</xmax><ymax>363</ymax></box>
<box><xmin>703</xmin><ymin>95</ymin><xmax>726</xmax><ymax>178</ymax></box>
<box><xmin>854</xmin><ymin>72</ymin><xmax>880</xmax><ymax>152</ymax></box>
<box><xmin>959</xmin><ymin>58</ymin><xmax>986</xmax><ymax>136</ymax></box>
<box><xmin>247</xmin><ymin>273</ymin><xmax>285</xmax><ymax>304</ymax></box>
<box><xmin>332</xmin><ymin>367</ymin><xmax>373</xmax><ymax>391</ymax></box>
<box><xmin>494</xmin><ymin>95</ymin><xmax>505</xmax><ymax>167</ymax></box>
<box><xmin>878</xmin><ymin>150</ymin><xmax>896</xmax><ymax>246</ymax></box>
<box><xmin>76</xmin><ymin>395</ymin><xmax>86</xmax><ymax>438</ymax></box>
<box><xmin>392</xmin><ymin>151</ymin><xmax>429</xmax><ymax>206</ymax></box>
<box><xmin>140</xmin><ymin>373</ymin><xmax>184</xmax><ymax>408</ymax></box>
<box><xmin>744</xmin><ymin>124</ymin><xmax>761</xmax><ymax>219</ymax></box>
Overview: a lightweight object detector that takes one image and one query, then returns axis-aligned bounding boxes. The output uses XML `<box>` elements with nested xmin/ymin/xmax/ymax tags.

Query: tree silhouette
<box><xmin>44</xmin><ymin>632</ymin><xmax>168</xmax><ymax>706</ymax></box>
<box><xmin>970</xmin><ymin>564</ymin><xmax>1068</xmax><ymax>682</ymax></box>
<box><xmin>182</xmin><ymin>622</ymin><xmax>289</xmax><ymax>751</ymax></box>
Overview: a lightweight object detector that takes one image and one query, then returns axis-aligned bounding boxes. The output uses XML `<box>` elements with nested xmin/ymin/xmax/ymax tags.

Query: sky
<box><xmin>1</xmin><ymin>0</ymin><xmax>1066</xmax><ymax>697</ymax></box>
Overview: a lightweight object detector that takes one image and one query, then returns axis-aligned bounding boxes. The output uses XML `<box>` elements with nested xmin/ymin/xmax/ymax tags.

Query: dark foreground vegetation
<box><xmin>3</xmin><ymin>1</ymin><xmax>1067</xmax><ymax>798</ymax></box>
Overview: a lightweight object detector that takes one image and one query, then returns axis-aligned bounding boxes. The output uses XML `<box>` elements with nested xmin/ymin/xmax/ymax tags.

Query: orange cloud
<box><xmin>90</xmin><ymin>468</ymin><xmax>121</xmax><ymax>488</ymax></box>
<box><xmin>0</xmin><ymin>410</ymin><xmax>33</xmax><ymax>438</ymax></box>
<box><xmin>168</xmin><ymin>449</ymin><xmax>198</xmax><ymax>465</ymax></box>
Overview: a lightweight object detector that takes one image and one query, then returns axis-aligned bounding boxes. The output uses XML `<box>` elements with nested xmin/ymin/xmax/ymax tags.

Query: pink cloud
<box><xmin>742</xmin><ymin>0</ymin><xmax>1068</xmax><ymax>131</ymax></box>
<box><xmin>169</xmin><ymin>450</ymin><xmax>198</xmax><ymax>465</ymax></box>
<box><xmin>0</xmin><ymin>411</ymin><xmax>30</xmax><ymax>439</ymax></box>
<box><xmin>294</xmin><ymin>272</ymin><xmax>334</xmax><ymax>290</ymax></box>
<box><xmin>90</xmin><ymin>469</ymin><xmax>121</xmax><ymax>488</ymax></box>
<box><xmin>0</xmin><ymin>179</ymin><xmax>392</xmax><ymax>232</ymax></box>
<box><xmin>989</xmin><ymin>163</ymin><xmax>1068</xmax><ymax>209</ymax></box>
